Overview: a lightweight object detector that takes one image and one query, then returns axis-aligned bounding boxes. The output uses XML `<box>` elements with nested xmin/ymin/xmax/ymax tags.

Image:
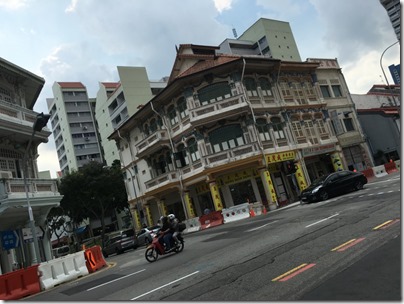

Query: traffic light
<box><xmin>285</xmin><ymin>160</ymin><xmax>297</xmax><ymax>174</ymax></box>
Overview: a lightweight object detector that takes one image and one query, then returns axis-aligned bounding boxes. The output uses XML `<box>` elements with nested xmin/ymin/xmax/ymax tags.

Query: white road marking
<box><xmin>246</xmin><ymin>220</ymin><xmax>278</xmax><ymax>232</ymax></box>
<box><xmin>87</xmin><ymin>269</ymin><xmax>146</xmax><ymax>291</ymax></box>
<box><xmin>306</xmin><ymin>213</ymin><xmax>339</xmax><ymax>228</ymax></box>
<box><xmin>131</xmin><ymin>271</ymin><xmax>200</xmax><ymax>300</ymax></box>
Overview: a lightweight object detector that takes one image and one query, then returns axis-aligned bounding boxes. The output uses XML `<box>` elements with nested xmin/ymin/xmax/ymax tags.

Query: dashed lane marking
<box><xmin>331</xmin><ymin>238</ymin><xmax>366</xmax><ymax>252</ymax></box>
<box><xmin>272</xmin><ymin>263</ymin><xmax>316</xmax><ymax>282</ymax></box>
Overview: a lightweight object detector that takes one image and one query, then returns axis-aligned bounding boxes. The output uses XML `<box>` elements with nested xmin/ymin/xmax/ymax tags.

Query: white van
<box><xmin>52</xmin><ymin>245</ymin><xmax>70</xmax><ymax>258</ymax></box>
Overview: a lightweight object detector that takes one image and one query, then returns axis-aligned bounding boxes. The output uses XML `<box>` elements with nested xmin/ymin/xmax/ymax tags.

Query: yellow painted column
<box><xmin>331</xmin><ymin>152</ymin><xmax>344</xmax><ymax>171</ymax></box>
<box><xmin>184</xmin><ymin>191</ymin><xmax>196</xmax><ymax>218</ymax></box>
<box><xmin>158</xmin><ymin>200</ymin><xmax>168</xmax><ymax>216</ymax></box>
<box><xmin>260</xmin><ymin>169</ymin><xmax>278</xmax><ymax>205</ymax></box>
<box><xmin>295</xmin><ymin>162</ymin><xmax>308</xmax><ymax>191</ymax></box>
<box><xmin>144</xmin><ymin>205</ymin><xmax>153</xmax><ymax>227</ymax></box>
<box><xmin>209</xmin><ymin>181</ymin><xmax>224</xmax><ymax>211</ymax></box>
<box><xmin>132</xmin><ymin>209</ymin><xmax>141</xmax><ymax>231</ymax></box>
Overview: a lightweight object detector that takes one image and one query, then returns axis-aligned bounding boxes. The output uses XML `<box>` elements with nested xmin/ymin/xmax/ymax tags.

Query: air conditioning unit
<box><xmin>0</xmin><ymin>171</ymin><xmax>13</xmax><ymax>179</ymax></box>
<box><xmin>82</xmin><ymin>126</ymin><xmax>88</xmax><ymax>130</ymax></box>
<box><xmin>85</xmin><ymin>137</ymin><xmax>90</xmax><ymax>141</ymax></box>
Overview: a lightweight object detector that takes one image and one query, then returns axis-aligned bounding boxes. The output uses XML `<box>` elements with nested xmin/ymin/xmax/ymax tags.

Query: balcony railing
<box><xmin>144</xmin><ymin>171</ymin><xmax>178</xmax><ymax>191</ymax></box>
<box><xmin>189</xmin><ymin>94</ymin><xmax>249</xmax><ymax>127</ymax></box>
<box><xmin>0</xmin><ymin>178</ymin><xmax>60</xmax><ymax>200</ymax></box>
<box><xmin>136</xmin><ymin>129</ymin><xmax>170</xmax><ymax>157</ymax></box>
<box><xmin>0</xmin><ymin>99</ymin><xmax>38</xmax><ymax>125</ymax></box>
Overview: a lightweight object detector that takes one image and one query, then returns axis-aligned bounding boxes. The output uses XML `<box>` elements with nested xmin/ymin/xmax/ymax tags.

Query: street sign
<box><xmin>22</xmin><ymin>226</ymin><xmax>44</xmax><ymax>243</ymax></box>
<box><xmin>1</xmin><ymin>230</ymin><xmax>20</xmax><ymax>250</ymax></box>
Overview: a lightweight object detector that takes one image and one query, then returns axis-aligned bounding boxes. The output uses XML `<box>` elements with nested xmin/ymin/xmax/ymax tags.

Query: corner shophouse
<box><xmin>111</xmin><ymin>44</ymin><xmax>370</xmax><ymax>229</ymax></box>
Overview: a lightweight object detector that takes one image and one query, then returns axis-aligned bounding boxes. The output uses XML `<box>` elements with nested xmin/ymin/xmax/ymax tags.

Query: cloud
<box><xmin>214</xmin><ymin>0</ymin><xmax>233</xmax><ymax>13</ymax></box>
<box><xmin>65</xmin><ymin>0</ymin><xmax>78</xmax><ymax>13</ymax></box>
<box><xmin>0</xmin><ymin>0</ymin><xmax>29</xmax><ymax>10</ymax></box>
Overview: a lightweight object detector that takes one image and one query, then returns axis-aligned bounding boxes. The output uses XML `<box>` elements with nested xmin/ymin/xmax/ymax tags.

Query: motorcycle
<box><xmin>145</xmin><ymin>232</ymin><xmax>184</xmax><ymax>263</ymax></box>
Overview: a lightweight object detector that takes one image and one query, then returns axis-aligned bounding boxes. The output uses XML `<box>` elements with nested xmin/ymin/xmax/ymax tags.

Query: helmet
<box><xmin>167</xmin><ymin>214</ymin><xmax>175</xmax><ymax>220</ymax></box>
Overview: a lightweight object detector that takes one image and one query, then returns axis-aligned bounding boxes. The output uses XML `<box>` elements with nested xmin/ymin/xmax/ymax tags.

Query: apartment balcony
<box><xmin>337</xmin><ymin>130</ymin><xmax>363</xmax><ymax>147</ymax></box>
<box><xmin>0</xmin><ymin>177</ymin><xmax>62</xmax><ymax>231</ymax></box>
<box><xmin>136</xmin><ymin>129</ymin><xmax>170</xmax><ymax>158</ymax></box>
<box><xmin>189</xmin><ymin>94</ymin><xmax>249</xmax><ymax>127</ymax></box>
<box><xmin>144</xmin><ymin>170</ymin><xmax>179</xmax><ymax>192</ymax></box>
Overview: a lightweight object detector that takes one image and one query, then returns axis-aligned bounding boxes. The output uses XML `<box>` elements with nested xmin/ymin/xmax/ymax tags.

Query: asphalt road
<box><xmin>25</xmin><ymin>172</ymin><xmax>401</xmax><ymax>301</ymax></box>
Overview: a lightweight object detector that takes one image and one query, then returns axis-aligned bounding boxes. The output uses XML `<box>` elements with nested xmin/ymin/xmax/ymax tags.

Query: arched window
<box><xmin>177</xmin><ymin>143</ymin><xmax>189</xmax><ymax>166</ymax></box>
<box><xmin>143</xmin><ymin>123</ymin><xmax>149</xmax><ymax>136</ymax></box>
<box><xmin>177</xmin><ymin>97</ymin><xmax>188</xmax><ymax>119</ymax></box>
<box><xmin>258</xmin><ymin>77</ymin><xmax>272</xmax><ymax>97</ymax></box>
<box><xmin>167</xmin><ymin>105</ymin><xmax>178</xmax><ymax>126</ymax></box>
<box><xmin>244</xmin><ymin>77</ymin><xmax>258</xmax><ymax>97</ymax></box>
<box><xmin>256</xmin><ymin>118</ymin><xmax>271</xmax><ymax>141</ymax></box>
<box><xmin>198</xmin><ymin>82</ymin><xmax>232</xmax><ymax>105</ymax></box>
<box><xmin>150</xmin><ymin>118</ymin><xmax>158</xmax><ymax>132</ymax></box>
<box><xmin>187</xmin><ymin>138</ymin><xmax>200</xmax><ymax>162</ymax></box>
<box><xmin>209</xmin><ymin>124</ymin><xmax>245</xmax><ymax>153</ymax></box>
<box><xmin>271</xmin><ymin>117</ymin><xmax>285</xmax><ymax>140</ymax></box>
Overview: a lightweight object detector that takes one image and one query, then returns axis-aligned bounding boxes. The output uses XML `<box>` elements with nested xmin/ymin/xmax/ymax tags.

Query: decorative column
<box><xmin>295</xmin><ymin>162</ymin><xmax>308</xmax><ymax>191</ymax></box>
<box><xmin>144</xmin><ymin>205</ymin><xmax>153</xmax><ymax>227</ymax></box>
<box><xmin>208</xmin><ymin>181</ymin><xmax>224</xmax><ymax>211</ymax></box>
<box><xmin>331</xmin><ymin>152</ymin><xmax>344</xmax><ymax>171</ymax></box>
<box><xmin>132</xmin><ymin>208</ymin><xmax>141</xmax><ymax>231</ymax></box>
<box><xmin>259</xmin><ymin>167</ymin><xmax>278</xmax><ymax>206</ymax></box>
<box><xmin>184</xmin><ymin>191</ymin><xmax>196</xmax><ymax>218</ymax></box>
<box><xmin>158</xmin><ymin>200</ymin><xmax>168</xmax><ymax>217</ymax></box>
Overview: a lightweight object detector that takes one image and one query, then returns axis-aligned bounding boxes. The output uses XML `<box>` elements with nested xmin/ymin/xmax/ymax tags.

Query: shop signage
<box><xmin>266</xmin><ymin>151</ymin><xmax>295</xmax><ymax>164</ymax></box>
<box><xmin>302</xmin><ymin>144</ymin><xmax>335</xmax><ymax>157</ymax></box>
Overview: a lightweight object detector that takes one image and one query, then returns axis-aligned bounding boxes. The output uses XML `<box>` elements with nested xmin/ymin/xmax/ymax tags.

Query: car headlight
<box><xmin>312</xmin><ymin>186</ymin><xmax>322</xmax><ymax>193</ymax></box>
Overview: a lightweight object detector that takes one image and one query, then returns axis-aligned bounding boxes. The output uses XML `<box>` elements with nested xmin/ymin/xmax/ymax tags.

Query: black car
<box><xmin>300</xmin><ymin>170</ymin><xmax>368</xmax><ymax>204</ymax></box>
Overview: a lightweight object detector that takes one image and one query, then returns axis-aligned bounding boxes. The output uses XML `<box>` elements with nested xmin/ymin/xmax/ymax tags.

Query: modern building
<box><xmin>47</xmin><ymin>82</ymin><xmax>104</xmax><ymax>176</ymax></box>
<box><xmin>388</xmin><ymin>63</ymin><xmax>401</xmax><ymax>84</ymax></box>
<box><xmin>352</xmin><ymin>85</ymin><xmax>401</xmax><ymax>165</ymax></box>
<box><xmin>0</xmin><ymin>57</ymin><xmax>63</xmax><ymax>274</ymax></box>
<box><xmin>380</xmin><ymin>0</ymin><xmax>401</xmax><ymax>41</ymax></box>
<box><xmin>218</xmin><ymin>18</ymin><xmax>302</xmax><ymax>61</ymax></box>
<box><xmin>109</xmin><ymin>43</ymin><xmax>373</xmax><ymax>231</ymax></box>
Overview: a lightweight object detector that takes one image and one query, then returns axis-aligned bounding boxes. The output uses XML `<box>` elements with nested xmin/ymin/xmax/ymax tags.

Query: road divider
<box><xmin>331</xmin><ymin>238</ymin><xmax>365</xmax><ymax>252</ymax></box>
<box><xmin>272</xmin><ymin>263</ymin><xmax>316</xmax><ymax>282</ymax></box>
<box><xmin>222</xmin><ymin>203</ymin><xmax>250</xmax><ymax>223</ymax></box>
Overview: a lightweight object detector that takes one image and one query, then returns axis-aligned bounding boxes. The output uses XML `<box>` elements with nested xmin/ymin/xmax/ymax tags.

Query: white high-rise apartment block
<box><xmin>380</xmin><ymin>0</ymin><xmax>401</xmax><ymax>41</ymax></box>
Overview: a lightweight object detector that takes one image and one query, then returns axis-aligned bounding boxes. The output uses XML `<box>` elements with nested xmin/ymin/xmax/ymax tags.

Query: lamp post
<box><xmin>23</xmin><ymin>112</ymin><xmax>50</xmax><ymax>264</ymax></box>
<box><xmin>380</xmin><ymin>40</ymin><xmax>399</xmax><ymax>106</ymax></box>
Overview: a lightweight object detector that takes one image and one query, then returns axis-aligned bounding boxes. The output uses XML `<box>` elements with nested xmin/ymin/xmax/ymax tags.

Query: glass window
<box><xmin>198</xmin><ymin>82</ymin><xmax>232</xmax><ymax>105</ymax></box>
<box><xmin>259</xmin><ymin>78</ymin><xmax>272</xmax><ymax>96</ymax></box>
<box><xmin>177</xmin><ymin>97</ymin><xmax>188</xmax><ymax>119</ymax></box>
<box><xmin>271</xmin><ymin>117</ymin><xmax>286</xmax><ymax>139</ymax></box>
<box><xmin>209</xmin><ymin>125</ymin><xmax>245</xmax><ymax>153</ymax></box>
<box><xmin>344</xmin><ymin>118</ymin><xmax>355</xmax><ymax>131</ymax></box>
<box><xmin>150</xmin><ymin>119</ymin><xmax>158</xmax><ymax>132</ymax></box>
<box><xmin>187</xmin><ymin>138</ymin><xmax>200</xmax><ymax>162</ymax></box>
<box><xmin>332</xmin><ymin>85</ymin><xmax>342</xmax><ymax>97</ymax></box>
<box><xmin>168</xmin><ymin>105</ymin><xmax>178</xmax><ymax>126</ymax></box>
<box><xmin>177</xmin><ymin>144</ymin><xmax>189</xmax><ymax>166</ymax></box>
<box><xmin>320</xmin><ymin>85</ymin><xmax>331</xmax><ymax>98</ymax></box>
<box><xmin>256</xmin><ymin>118</ymin><xmax>271</xmax><ymax>141</ymax></box>
<box><xmin>244</xmin><ymin>77</ymin><xmax>258</xmax><ymax>97</ymax></box>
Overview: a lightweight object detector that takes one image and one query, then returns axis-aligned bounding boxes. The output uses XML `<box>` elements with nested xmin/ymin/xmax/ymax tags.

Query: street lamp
<box><xmin>23</xmin><ymin>112</ymin><xmax>50</xmax><ymax>264</ymax></box>
<box><xmin>380</xmin><ymin>40</ymin><xmax>399</xmax><ymax>106</ymax></box>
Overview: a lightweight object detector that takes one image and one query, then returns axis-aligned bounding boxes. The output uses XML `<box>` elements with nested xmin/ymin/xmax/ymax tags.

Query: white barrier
<box><xmin>222</xmin><ymin>203</ymin><xmax>250</xmax><ymax>223</ymax></box>
<box><xmin>182</xmin><ymin>217</ymin><xmax>201</xmax><ymax>234</ymax></box>
<box><xmin>38</xmin><ymin>251</ymin><xmax>89</xmax><ymax>290</ymax></box>
<box><xmin>251</xmin><ymin>202</ymin><xmax>263</xmax><ymax>216</ymax></box>
<box><xmin>372</xmin><ymin>165</ymin><xmax>388</xmax><ymax>178</ymax></box>
<box><xmin>395</xmin><ymin>160</ymin><xmax>400</xmax><ymax>170</ymax></box>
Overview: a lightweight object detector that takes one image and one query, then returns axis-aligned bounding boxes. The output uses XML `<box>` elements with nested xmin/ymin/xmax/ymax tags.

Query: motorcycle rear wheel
<box><xmin>174</xmin><ymin>241</ymin><xmax>184</xmax><ymax>253</ymax></box>
<box><xmin>145</xmin><ymin>247</ymin><xmax>158</xmax><ymax>262</ymax></box>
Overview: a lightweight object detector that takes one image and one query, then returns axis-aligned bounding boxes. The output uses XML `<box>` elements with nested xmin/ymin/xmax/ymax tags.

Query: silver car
<box><xmin>102</xmin><ymin>229</ymin><xmax>138</xmax><ymax>257</ymax></box>
<box><xmin>137</xmin><ymin>226</ymin><xmax>161</xmax><ymax>246</ymax></box>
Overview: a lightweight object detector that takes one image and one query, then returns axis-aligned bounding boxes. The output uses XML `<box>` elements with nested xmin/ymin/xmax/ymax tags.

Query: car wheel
<box><xmin>319</xmin><ymin>190</ymin><xmax>329</xmax><ymax>201</ymax></box>
<box><xmin>355</xmin><ymin>181</ymin><xmax>364</xmax><ymax>190</ymax></box>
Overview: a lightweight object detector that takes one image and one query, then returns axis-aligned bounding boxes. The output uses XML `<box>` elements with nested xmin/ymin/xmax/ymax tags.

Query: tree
<box><xmin>58</xmin><ymin>160</ymin><xmax>128</xmax><ymax>248</ymax></box>
<box><xmin>46</xmin><ymin>206</ymin><xmax>68</xmax><ymax>247</ymax></box>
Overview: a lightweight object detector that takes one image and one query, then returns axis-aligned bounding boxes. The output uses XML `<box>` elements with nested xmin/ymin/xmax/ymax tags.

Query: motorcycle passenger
<box><xmin>168</xmin><ymin>214</ymin><xmax>180</xmax><ymax>244</ymax></box>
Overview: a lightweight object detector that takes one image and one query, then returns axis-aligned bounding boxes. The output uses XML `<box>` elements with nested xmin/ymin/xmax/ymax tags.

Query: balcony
<box><xmin>337</xmin><ymin>130</ymin><xmax>363</xmax><ymax>147</ymax></box>
<box><xmin>136</xmin><ymin>129</ymin><xmax>170</xmax><ymax>158</ymax></box>
<box><xmin>144</xmin><ymin>171</ymin><xmax>179</xmax><ymax>192</ymax></box>
<box><xmin>0</xmin><ymin>178</ymin><xmax>60</xmax><ymax>200</ymax></box>
<box><xmin>189</xmin><ymin>94</ymin><xmax>249</xmax><ymax>127</ymax></box>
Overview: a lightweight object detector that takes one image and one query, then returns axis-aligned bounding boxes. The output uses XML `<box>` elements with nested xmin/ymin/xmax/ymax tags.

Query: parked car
<box><xmin>52</xmin><ymin>245</ymin><xmax>70</xmax><ymax>258</ymax></box>
<box><xmin>102</xmin><ymin>229</ymin><xmax>138</xmax><ymax>257</ymax></box>
<box><xmin>137</xmin><ymin>225</ymin><xmax>161</xmax><ymax>246</ymax></box>
<box><xmin>300</xmin><ymin>170</ymin><xmax>368</xmax><ymax>204</ymax></box>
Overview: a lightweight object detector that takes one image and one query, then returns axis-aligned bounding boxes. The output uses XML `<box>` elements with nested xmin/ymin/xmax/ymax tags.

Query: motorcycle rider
<box><xmin>158</xmin><ymin>215</ymin><xmax>175</xmax><ymax>252</ymax></box>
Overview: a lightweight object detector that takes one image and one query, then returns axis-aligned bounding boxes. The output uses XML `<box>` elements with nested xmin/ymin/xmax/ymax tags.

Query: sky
<box><xmin>0</xmin><ymin>0</ymin><xmax>400</xmax><ymax>178</ymax></box>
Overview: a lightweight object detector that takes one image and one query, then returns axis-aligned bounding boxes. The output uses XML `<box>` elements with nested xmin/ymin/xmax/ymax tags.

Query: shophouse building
<box><xmin>109</xmin><ymin>42</ymin><xmax>372</xmax><ymax>230</ymax></box>
<box><xmin>0</xmin><ymin>57</ymin><xmax>62</xmax><ymax>274</ymax></box>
